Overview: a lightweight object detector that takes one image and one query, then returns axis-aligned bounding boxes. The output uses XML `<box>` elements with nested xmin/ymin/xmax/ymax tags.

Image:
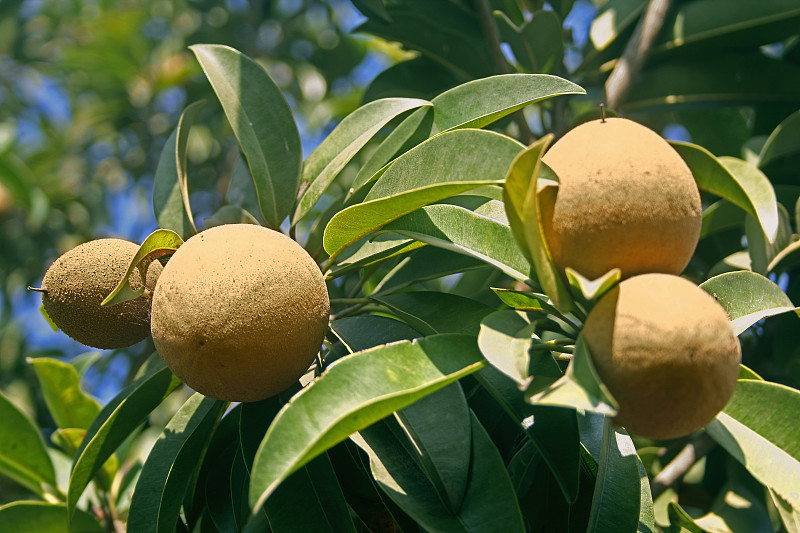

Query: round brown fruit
<box><xmin>42</xmin><ymin>238</ymin><xmax>161</xmax><ymax>349</ymax></box>
<box><xmin>150</xmin><ymin>224</ymin><xmax>330</xmax><ymax>402</ymax></box>
<box><xmin>539</xmin><ymin>117</ymin><xmax>702</xmax><ymax>280</ymax></box>
<box><xmin>582</xmin><ymin>273</ymin><xmax>741</xmax><ymax>440</ymax></box>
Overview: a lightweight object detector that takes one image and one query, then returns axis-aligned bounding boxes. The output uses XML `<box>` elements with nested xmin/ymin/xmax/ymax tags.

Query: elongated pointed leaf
<box><xmin>153</xmin><ymin>101</ymin><xmax>202</xmax><ymax>239</ymax></box>
<box><xmin>191</xmin><ymin>44</ymin><xmax>301</xmax><ymax>229</ymax></box>
<box><xmin>672</xmin><ymin>141</ymin><xmax>779</xmax><ymax>242</ymax></box>
<box><xmin>372</xmin><ymin>291</ymin><xmax>494</xmax><ymax>337</ymax></box>
<box><xmin>0</xmin><ymin>392</ymin><xmax>56</xmax><ymax>496</ymax></box>
<box><xmin>372</xmin><ymin>246</ymin><xmax>486</xmax><ymax>295</ymax></box>
<box><xmin>324</xmin><ymin>129</ymin><xmax>524</xmax><ymax>257</ymax></box>
<box><xmin>746</xmin><ymin>203</ymin><xmax>792</xmax><ymax>274</ymax></box>
<box><xmin>28</xmin><ymin>357</ymin><xmax>100</xmax><ymax>430</ymax></box>
<box><xmin>326</xmin><ymin>235</ymin><xmax>423</xmax><ymax>279</ymax></box>
<box><xmin>700</xmin><ymin>271</ymin><xmax>797</xmax><ymax>335</ymax></box>
<box><xmin>102</xmin><ymin>229</ymin><xmax>183</xmax><ymax>306</ymax></box>
<box><xmin>330</xmin><ymin>315</ymin><xmax>420</xmax><ymax>353</ymax></box>
<box><xmin>759</xmin><ymin>108</ymin><xmax>800</xmax><ymax>167</ymax></box>
<box><xmin>706</xmin><ymin>379</ymin><xmax>800</xmax><ymax>512</ymax></box>
<box><xmin>68</xmin><ymin>364</ymin><xmax>181</xmax><ymax>518</ymax></box>
<box><xmin>353</xmin><ymin>411</ymin><xmax>525</xmax><ymax>532</ymax></box>
<box><xmin>586</xmin><ymin>422</ymin><xmax>646</xmax><ymax>533</ymax></box>
<box><xmin>430</xmin><ymin>74</ymin><xmax>584</xmax><ymax>132</ymax></box>
<box><xmin>293</xmin><ymin>98</ymin><xmax>431</xmax><ymax>225</ymax></box>
<box><xmin>0</xmin><ymin>501</ymin><xmax>104</xmax><ymax>533</ymax></box>
<box><xmin>128</xmin><ymin>394</ymin><xmax>226</xmax><ymax>533</ymax></box>
<box><xmin>478</xmin><ymin>309</ymin><xmax>538</xmax><ymax>387</ymax></box>
<box><xmin>495</xmin><ymin>11</ymin><xmax>565</xmax><ymax>74</ymax></box>
<box><xmin>245</xmin><ymin>334</ymin><xmax>486</xmax><ymax>528</ymax></box>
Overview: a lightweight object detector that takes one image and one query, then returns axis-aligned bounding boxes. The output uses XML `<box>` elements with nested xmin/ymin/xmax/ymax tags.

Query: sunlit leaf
<box><xmin>191</xmin><ymin>44</ymin><xmax>302</xmax><ymax>229</ymax></box>
<box><xmin>0</xmin><ymin>501</ymin><xmax>104</xmax><ymax>533</ymax></box>
<box><xmin>700</xmin><ymin>271</ymin><xmax>797</xmax><ymax>335</ymax></box>
<box><xmin>746</xmin><ymin>203</ymin><xmax>792</xmax><ymax>274</ymax></box>
<box><xmin>564</xmin><ymin>268</ymin><xmax>621</xmax><ymax>308</ymax></box>
<box><xmin>28</xmin><ymin>357</ymin><xmax>100</xmax><ymax>430</ymax></box>
<box><xmin>478</xmin><ymin>309</ymin><xmax>537</xmax><ymax>388</ymax></box>
<box><xmin>0</xmin><ymin>392</ymin><xmax>56</xmax><ymax>497</ymax></box>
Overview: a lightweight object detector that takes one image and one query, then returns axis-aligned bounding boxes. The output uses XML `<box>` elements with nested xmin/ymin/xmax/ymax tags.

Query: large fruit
<box><xmin>150</xmin><ymin>224</ymin><xmax>330</xmax><ymax>402</ymax></box>
<box><xmin>539</xmin><ymin>117</ymin><xmax>702</xmax><ymax>280</ymax></box>
<box><xmin>582</xmin><ymin>273</ymin><xmax>741</xmax><ymax>440</ymax></box>
<box><xmin>42</xmin><ymin>238</ymin><xmax>161</xmax><ymax>349</ymax></box>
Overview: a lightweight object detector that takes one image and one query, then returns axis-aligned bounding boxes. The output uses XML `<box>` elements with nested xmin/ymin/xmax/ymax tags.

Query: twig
<box><xmin>474</xmin><ymin>0</ymin><xmax>535</xmax><ymax>143</ymax></box>
<box><xmin>650</xmin><ymin>432</ymin><xmax>716</xmax><ymax>500</ymax></box>
<box><xmin>604</xmin><ymin>0</ymin><xmax>673</xmax><ymax>110</ymax></box>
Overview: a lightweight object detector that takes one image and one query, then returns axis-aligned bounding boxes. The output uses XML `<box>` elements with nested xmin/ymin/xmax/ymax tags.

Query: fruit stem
<box><xmin>650</xmin><ymin>432</ymin><xmax>716</xmax><ymax>500</ymax></box>
<box><xmin>27</xmin><ymin>286</ymin><xmax>48</xmax><ymax>294</ymax></box>
<box><xmin>599</xmin><ymin>103</ymin><xmax>606</xmax><ymax>123</ymax></box>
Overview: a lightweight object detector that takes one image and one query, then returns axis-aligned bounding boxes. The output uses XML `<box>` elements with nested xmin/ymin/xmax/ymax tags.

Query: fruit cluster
<box><xmin>39</xmin><ymin>224</ymin><xmax>329</xmax><ymax>403</ymax></box>
<box><xmin>539</xmin><ymin>117</ymin><xmax>741</xmax><ymax>440</ymax></box>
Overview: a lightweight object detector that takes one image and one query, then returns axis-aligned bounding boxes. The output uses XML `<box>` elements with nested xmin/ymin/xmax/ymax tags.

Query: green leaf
<box><xmin>372</xmin><ymin>291</ymin><xmax>494</xmax><ymax>337</ymax></box>
<box><xmin>203</xmin><ymin>204</ymin><xmax>260</xmax><ymax>228</ymax></box>
<box><xmin>564</xmin><ymin>268</ymin><xmax>621</xmax><ymax>308</ymax></box>
<box><xmin>191</xmin><ymin>44</ymin><xmax>302</xmax><ymax>229</ymax></box>
<box><xmin>0</xmin><ymin>501</ymin><xmax>104</xmax><ymax>533</ymax></box>
<box><xmin>330</xmin><ymin>315</ymin><xmax>420</xmax><ymax>353</ymax></box>
<box><xmin>101</xmin><ymin>229</ymin><xmax>183</xmax><ymax>307</ymax></box>
<box><xmin>152</xmin><ymin>101</ymin><xmax>202</xmax><ymax>239</ymax></box>
<box><xmin>509</xmin><ymin>136</ymin><xmax>574</xmax><ymax>311</ymax></box>
<box><xmin>667</xmin><ymin>501</ymin><xmax>711</xmax><ymax>533</ymax></box>
<box><xmin>226</xmin><ymin>156</ymin><xmax>266</xmax><ymax>225</ymax></box>
<box><xmin>68</xmin><ymin>364</ymin><xmax>181</xmax><ymax>519</ymax></box>
<box><xmin>699</xmin><ymin>271</ymin><xmax>797</xmax><ymax>335</ymax></box>
<box><xmin>478</xmin><ymin>309</ymin><xmax>537</xmax><ymax>388</ymax></box>
<box><xmin>495</xmin><ymin>11</ymin><xmax>565</xmax><ymax>74</ymax></box>
<box><xmin>370</xmin><ymin>246</ymin><xmax>486</xmax><ymax>295</ymax></box>
<box><xmin>51</xmin><ymin>428</ymin><xmax>117</xmax><ymax>492</ymax></box>
<box><xmin>745</xmin><ymin>203</ymin><xmax>792</xmax><ymax>274</ymax></box>
<box><xmin>430</xmin><ymin>74</ymin><xmax>584</xmax><ymax>132</ymax></box>
<box><xmin>293</xmin><ymin>98</ymin><xmax>431</xmax><ymax>225</ymax></box>
<box><xmin>323</xmin><ymin>129</ymin><xmax>523</xmax><ymax>257</ymax></box>
<box><xmin>0</xmin><ymin>392</ymin><xmax>56</xmax><ymax>496</ymax></box>
<box><xmin>380</xmin><ymin>201</ymin><xmax>535</xmax><ymax>283</ymax></box>
<box><xmin>759</xmin><ymin>108</ymin><xmax>800</xmax><ymax>167</ymax></box>
<box><xmin>700</xmin><ymin>200</ymin><xmax>745</xmax><ymax>240</ymax></box>
<box><xmin>245</xmin><ymin>334</ymin><xmax>486</xmax><ymax>527</ymax></box>
<box><xmin>128</xmin><ymin>394</ymin><xmax>226</xmax><ymax>533</ymax></box>
<box><xmin>28</xmin><ymin>357</ymin><xmax>101</xmax><ymax>430</ymax></box>
<box><xmin>771</xmin><ymin>489</ymin><xmax>800</xmax><ymax>533</ymax></box>
<box><xmin>705</xmin><ymin>380</ymin><xmax>800</xmax><ymax>511</ymax></box>
<box><xmin>671</xmin><ymin>141</ymin><xmax>779</xmax><ymax>242</ymax></box>
<box><xmin>326</xmin><ymin>235</ymin><xmax>423</xmax><ymax>279</ymax></box>
<box><xmin>527</xmin><ymin>334</ymin><xmax>617</xmax><ymax>416</ymax></box>
<box><xmin>586</xmin><ymin>422</ymin><xmax>647</xmax><ymax>533</ymax></box>
<box><xmin>352</xmin><ymin>411</ymin><xmax>525</xmax><ymax>532</ymax></box>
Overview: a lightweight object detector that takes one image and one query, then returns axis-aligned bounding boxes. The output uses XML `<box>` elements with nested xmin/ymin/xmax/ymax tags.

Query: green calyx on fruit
<box><xmin>150</xmin><ymin>224</ymin><xmax>330</xmax><ymax>402</ymax></box>
<box><xmin>41</xmin><ymin>238</ymin><xmax>162</xmax><ymax>349</ymax></box>
<box><xmin>539</xmin><ymin>117</ymin><xmax>702</xmax><ymax>280</ymax></box>
<box><xmin>582</xmin><ymin>273</ymin><xmax>741</xmax><ymax>440</ymax></box>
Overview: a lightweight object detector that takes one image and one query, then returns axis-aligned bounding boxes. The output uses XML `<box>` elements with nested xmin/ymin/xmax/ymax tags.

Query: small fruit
<box><xmin>539</xmin><ymin>117</ymin><xmax>702</xmax><ymax>279</ymax></box>
<box><xmin>41</xmin><ymin>238</ymin><xmax>161</xmax><ymax>349</ymax></box>
<box><xmin>582</xmin><ymin>273</ymin><xmax>741</xmax><ymax>440</ymax></box>
<box><xmin>150</xmin><ymin>224</ymin><xmax>330</xmax><ymax>402</ymax></box>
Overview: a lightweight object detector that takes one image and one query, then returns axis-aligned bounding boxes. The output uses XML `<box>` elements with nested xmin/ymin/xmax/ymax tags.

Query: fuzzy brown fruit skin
<box><xmin>540</xmin><ymin>117</ymin><xmax>702</xmax><ymax>280</ymax></box>
<box><xmin>582</xmin><ymin>273</ymin><xmax>741</xmax><ymax>440</ymax></box>
<box><xmin>150</xmin><ymin>224</ymin><xmax>330</xmax><ymax>402</ymax></box>
<box><xmin>42</xmin><ymin>238</ymin><xmax>161</xmax><ymax>349</ymax></box>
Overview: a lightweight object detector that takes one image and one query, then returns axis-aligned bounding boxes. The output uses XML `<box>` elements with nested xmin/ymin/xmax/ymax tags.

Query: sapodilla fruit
<box><xmin>150</xmin><ymin>224</ymin><xmax>330</xmax><ymax>402</ymax></box>
<box><xmin>539</xmin><ymin>117</ymin><xmax>702</xmax><ymax>280</ymax></box>
<box><xmin>41</xmin><ymin>238</ymin><xmax>161</xmax><ymax>349</ymax></box>
<box><xmin>582</xmin><ymin>273</ymin><xmax>741</xmax><ymax>440</ymax></box>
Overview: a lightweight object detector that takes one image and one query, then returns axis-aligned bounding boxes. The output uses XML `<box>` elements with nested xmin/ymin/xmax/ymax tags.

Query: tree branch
<box><xmin>650</xmin><ymin>432</ymin><xmax>716</xmax><ymax>501</ymax></box>
<box><xmin>604</xmin><ymin>0</ymin><xmax>673</xmax><ymax>110</ymax></box>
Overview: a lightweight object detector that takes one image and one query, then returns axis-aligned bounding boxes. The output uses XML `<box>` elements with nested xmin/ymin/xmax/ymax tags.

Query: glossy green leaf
<box><xmin>226</xmin><ymin>156</ymin><xmax>266</xmax><ymax>225</ymax></box>
<box><xmin>564</xmin><ymin>268</ymin><xmax>621</xmax><ymax>308</ymax></box>
<box><xmin>381</xmin><ymin>201</ymin><xmax>535</xmax><ymax>283</ymax></box>
<box><xmin>671</xmin><ymin>141</ymin><xmax>779</xmax><ymax>242</ymax></box>
<box><xmin>191</xmin><ymin>44</ymin><xmax>301</xmax><ymax>229</ymax></box>
<box><xmin>370</xmin><ymin>246</ymin><xmax>486</xmax><ymax>295</ymax></box>
<box><xmin>759</xmin><ymin>108</ymin><xmax>800</xmax><ymax>167</ymax></box>
<box><xmin>51</xmin><ymin>428</ymin><xmax>117</xmax><ymax>492</ymax></box>
<box><xmin>771</xmin><ymin>489</ymin><xmax>800</xmax><ymax>533</ymax></box>
<box><xmin>0</xmin><ymin>392</ymin><xmax>56</xmax><ymax>496</ymax></box>
<box><xmin>330</xmin><ymin>315</ymin><xmax>420</xmax><ymax>353</ymax></box>
<box><xmin>746</xmin><ymin>203</ymin><xmax>792</xmax><ymax>274</ymax></box>
<box><xmin>152</xmin><ymin>101</ymin><xmax>202</xmax><ymax>239</ymax></box>
<box><xmin>700</xmin><ymin>271</ymin><xmax>797</xmax><ymax>335</ymax></box>
<box><xmin>706</xmin><ymin>380</ymin><xmax>800</xmax><ymax>511</ymax></box>
<box><xmin>352</xmin><ymin>411</ymin><xmax>525</xmax><ymax>532</ymax></box>
<box><xmin>0</xmin><ymin>501</ymin><xmax>104</xmax><ymax>533</ymax></box>
<box><xmin>293</xmin><ymin>98</ymin><xmax>431</xmax><ymax>225</ymax></box>
<box><xmin>700</xmin><ymin>200</ymin><xmax>745</xmax><ymax>240</ymax></box>
<box><xmin>430</xmin><ymin>74</ymin><xmax>584</xmax><ymax>132</ymax></box>
<box><xmin>68</xmin><ymin>364</ymin><xmax>181</xmax><ymax>519</ymax></box>
<box><xmin>509</xmin><ymin>135</ymin><xmax>574</xmax><ymax>311</ymax></box>
<box><xmin>326</xmin><ymin>234</ymin><xmax>423</xmax><ymax>279</ymax></box>
<box><xmin>323</xmin><ymin>129</ymin><xmax>523</xmax><ymax>257</ymax></box>
<box><xmin>372</xmin><ymin>291</ymin><xmax>494</xmax><ymax>337</ymax></box>
<box><xmin>527</xmin><ymin>334</ymin><xmax>617</xmax><ymax>416</ymax></box>
<box><xmin>245</xmin><ymin>334</ymin><xmax>486</xmax><ymax>526</ymax></box>
<box><xmin>494</xmin><ymin>12</ymin><xmax>565</xmax><ymax>74</ymax></box>
<box><xmin>28</xmin><ymin>357</ymin><xmax>100</xmax><ymax>430</ymax></box>
<box><xmin>667</xmin><ymin>501</ymin><xmax>710</xmax><ymax>533</ymax></box>
<box><xmin>586</xmin><ymin>422</ymin><xmax>647</xmax><ymax>532</ymax></box>
<box><xmin>478</xmin><ymin>309</ymin><xmax>537</xmax><ymax>387</ymax></box>
<box><xmin>128</xmin><ymin>394</ymin><xmax>226</xmax><ymax>533</ymax></box>
<box><xmin>101</xmin><ymin>228</ymin><xmax>183</xmax><ymax>306</ymax></box>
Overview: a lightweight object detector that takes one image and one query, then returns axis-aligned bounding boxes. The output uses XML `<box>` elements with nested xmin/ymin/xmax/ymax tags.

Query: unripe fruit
<box><xmin>582</xmin><ymin>273</ymin><xmax>741</xmax><ymax>440</ymax></box>
<box><xmin>540</xmin><ymin>117</ymin><xmax>702</xmax><ymax>280</ymax></box>
<box><xmin>150</xmin><ymin>224</ymin><xmax>330</xmax><ymax>402</ymax></box>
<box><xmin>42</xmin><ymin>238</ymin><xmax>161</xmax><ymax>349</ymax></box>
